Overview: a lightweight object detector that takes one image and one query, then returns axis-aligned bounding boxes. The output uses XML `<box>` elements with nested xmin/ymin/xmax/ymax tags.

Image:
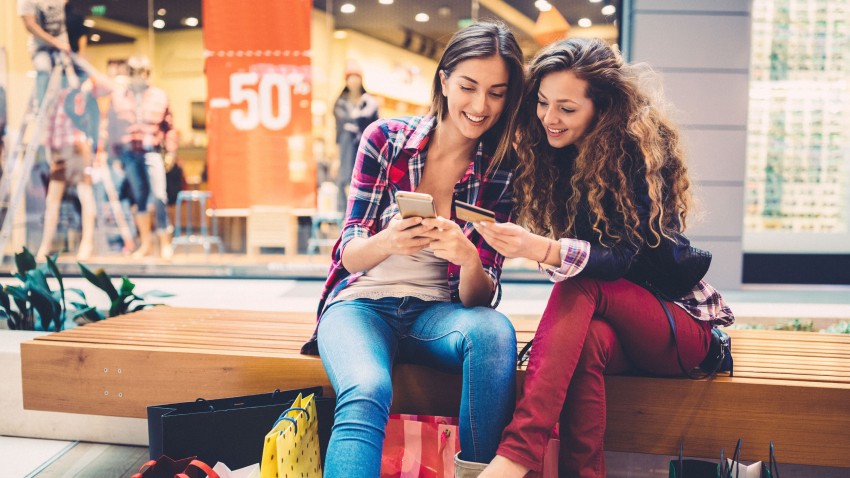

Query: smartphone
<box><xmin>396</xmin><ymin>191</ymin><xmax>437</xmax><ymax>219</ymax></box>
<box><xmin>455</xmin><ymin>200</ymin><xmax>496</xmax><ymax>223</ymax></box>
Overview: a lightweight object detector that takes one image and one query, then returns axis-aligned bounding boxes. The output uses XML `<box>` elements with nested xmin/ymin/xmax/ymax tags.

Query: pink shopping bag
<box><xmin>381</xmin><ymin>414</ymin><xmax>460</xmax><ymax>478</ymax></box>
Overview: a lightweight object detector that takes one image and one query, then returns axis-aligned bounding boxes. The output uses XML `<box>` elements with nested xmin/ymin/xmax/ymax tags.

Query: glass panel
<box><xmin>1</xmin><ymin>0</ymin><xmax>621</xmax><ymax>277</ymax></box>
<box><xmin>745</xmin><ymin>0</ymin><xmax>850</xmax><ymax>253</ymax></box>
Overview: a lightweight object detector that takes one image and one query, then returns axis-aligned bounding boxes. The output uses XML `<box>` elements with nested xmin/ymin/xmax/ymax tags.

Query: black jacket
<box><xmin>569</xmin><ymin>164</ymin><xmax>710</xmax><ymax>299</ymax></box>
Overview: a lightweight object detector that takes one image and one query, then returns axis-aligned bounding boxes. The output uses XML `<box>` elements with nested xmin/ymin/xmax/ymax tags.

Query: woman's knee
<box><xmin>577</xmin><ymin>320</ymin><xmax>618</xmax><ymax>370</ymax></box>
<box><xmin>462</xmin><ymin>307</ymin><xmax>516</xmax><ymax>353</ymax></box>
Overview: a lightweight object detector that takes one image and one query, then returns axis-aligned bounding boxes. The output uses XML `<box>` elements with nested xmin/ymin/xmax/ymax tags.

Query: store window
<box><xmin>0</xmin><ymin>0</ymin><xmax>621</xmax><ymax>278</ymax></box>
<box><xmin>744</xmin><ymin>0</ymin><xmax>850</xmax><ymax>280</ymax></box>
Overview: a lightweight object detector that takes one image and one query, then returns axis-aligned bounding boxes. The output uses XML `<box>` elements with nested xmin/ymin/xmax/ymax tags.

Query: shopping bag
<box><xmin>132</xmin><ymin>455</ymin><xmax>219</xmax><ymax>478</ymax></box>
<box><xmin>147</xmin><ymin>387</ymin><xmax>334</xmax><ymax>470</ymax></box>
<box><xmin>380</xmin><ymin>414</ymin><xmax>460</xmax><ymax>478</ymax></box>
<box><xmin>669</xmin><ymin>442</ymin><xmax>723</xmax><ymax>478</ymax></box>
<box><xmin>722</xmin><ymin>439</ymin><xmax>763</xmax><ymax>478</ymax></box>
<box><xmin>212</xmin><ymin>462</ymin><xmax>260</xmax><ymax>478</ymax></box>
<box><xmin>260</xmin><ymin>393</ymin><xmax>323</xmax><ymax>478</ymax></box>
<box><xmin>759</xmin><ymin>442</ymin><xmax>781</xmax><ymax>478</ymax></box>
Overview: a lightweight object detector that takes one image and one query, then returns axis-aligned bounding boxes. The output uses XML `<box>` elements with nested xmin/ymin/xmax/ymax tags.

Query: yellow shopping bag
<box><xmin>260</xmin><ymin>393</ymin><xmax>322</xmax><ymax>478</ymax></box>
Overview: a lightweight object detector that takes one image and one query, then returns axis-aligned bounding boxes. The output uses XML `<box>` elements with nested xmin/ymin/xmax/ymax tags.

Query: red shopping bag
<box><xmin>132</xmin><ymin>455</ymin><xmax>219</xmax><ymax>478</ymax></box>
<box><xmin>381</xmin><ymin>414</ymin><xmax>460</xmax><ymax>478</ymax></box>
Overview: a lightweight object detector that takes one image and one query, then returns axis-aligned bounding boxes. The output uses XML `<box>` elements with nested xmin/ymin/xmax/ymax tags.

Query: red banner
<box><xmin>204</xmin><ymin>0</ymin><xmax>314</xmax><ymax>209</ymax></box>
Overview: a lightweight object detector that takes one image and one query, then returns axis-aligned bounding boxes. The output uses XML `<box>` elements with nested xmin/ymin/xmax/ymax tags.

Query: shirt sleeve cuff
<box><xmin>539</xmin><ymin>238</ymin><xmax>591</xmax><ymax>282</ymax></box>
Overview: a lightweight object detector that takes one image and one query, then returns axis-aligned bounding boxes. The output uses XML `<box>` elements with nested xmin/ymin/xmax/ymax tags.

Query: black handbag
<box><xmin>147</xmin><ymin>387</ymin><xmax>335</xmax><ymax>469</ymax></box>
<box><xmin>657</xmin><ymin>294</ymin><xmax>733</xmax><ymax>379</ymax></box>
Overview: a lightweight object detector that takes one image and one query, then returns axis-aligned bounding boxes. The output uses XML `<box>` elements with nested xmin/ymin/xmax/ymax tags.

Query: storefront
<box><xmin>0</xmin><ymin>0</ymin><xmax>623</xmax><ymax>279</ymax></box>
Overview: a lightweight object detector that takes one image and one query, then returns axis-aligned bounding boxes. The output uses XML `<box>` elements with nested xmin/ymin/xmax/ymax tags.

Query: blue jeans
<box><xmin>317</xmin><ymin>297</ymin><xmax>517</xmax><ymax>478</ymax></box>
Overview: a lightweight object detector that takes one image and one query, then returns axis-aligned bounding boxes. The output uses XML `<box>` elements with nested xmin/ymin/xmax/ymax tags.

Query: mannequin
<box><xmin>35</xmin><ymin>3</ymin><xmax>94</xmax><ymax>261</ymax></box>
<box><xmin>34</xmin><ymin>93</ymin><xmax>97</xmax><ymax>260</ymax></box>
<box><xmin>104</xmin><ymin>55</ymin><xmax>175</xmax><ymax>259</ymax></box>
<box><xmin>333</xmin><ymin>62</ymin><xmax>378</xmax><ymax>213</ymax></box>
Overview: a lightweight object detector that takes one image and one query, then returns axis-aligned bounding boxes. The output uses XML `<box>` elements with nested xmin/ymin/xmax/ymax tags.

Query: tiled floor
<box><xmin>2</xmin><ymin>278</ymin><xmax>849</xmax><ymax>477</ymax></box>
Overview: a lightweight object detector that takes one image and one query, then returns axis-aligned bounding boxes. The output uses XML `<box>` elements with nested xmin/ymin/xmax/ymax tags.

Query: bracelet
<box><xmin>539</xmin><ymin>239</ymin><xmax>553</xmax><ymax>264</ymax></box>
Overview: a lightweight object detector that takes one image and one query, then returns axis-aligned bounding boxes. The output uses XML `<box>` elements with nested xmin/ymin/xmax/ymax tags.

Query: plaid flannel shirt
<box><xmin>301</xmin><ymin>115</ymin><xmax>514</xmax><ymax>355</ymax></box>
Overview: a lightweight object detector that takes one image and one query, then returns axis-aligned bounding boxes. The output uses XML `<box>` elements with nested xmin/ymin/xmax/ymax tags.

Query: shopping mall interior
<box><xmin>1</xmin><ymin>0</ymin><xmax>849</xmax><ymax>476</ymax></box>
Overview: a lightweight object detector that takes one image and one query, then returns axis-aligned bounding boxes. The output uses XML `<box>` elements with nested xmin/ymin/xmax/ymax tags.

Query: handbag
<box><xmin>657</xmin><ymin>295</ymin><xmax>733</xmax><ymax>379</ymax></box>
<box><xmin>260</xmin><ymin>393</ymin><xmax>323</xmax><ymax>478</ymax></box>
<box><xmin>147</xmin><ymin>387</ymin><xmax>334</xmax><ymax>470</ymax></box>
<box><xmin>380</xmin><ymin>414</ymin><xmax>460</xmax><ymax>478</ymax></box>
<box><xmin>670</xmin><ymin>439</ymin><xmax>780</xmax><ymax>478</ymax></box>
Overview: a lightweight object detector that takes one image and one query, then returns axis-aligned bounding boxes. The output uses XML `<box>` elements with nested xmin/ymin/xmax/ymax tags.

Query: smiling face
<box><xmin>439</xmin><ymin>55</ymin><xmax>510</xmax><ymax>141</ymax></box>
<box><xmin>536</xmin><ymin>70</ymin><xmax>596</xmax><ymax>149</ymax></box>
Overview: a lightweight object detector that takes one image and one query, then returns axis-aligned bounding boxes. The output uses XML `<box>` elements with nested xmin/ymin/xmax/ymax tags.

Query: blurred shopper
<box><xmin>475</xmin><ymin>38</ymin><xmax>735</xmax><ymax>478</ymax></box>
<box><xmin>333</xmin><ymin>61</ymin><xmax>379</xmax><ymax>213</ymax></box>
<box><xmin>301</xmin><ymin>22</ymin><xmax>525</xmax><ymax>477</ymax></box>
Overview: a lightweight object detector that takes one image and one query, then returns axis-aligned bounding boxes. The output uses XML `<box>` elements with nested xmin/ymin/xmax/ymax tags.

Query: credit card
<box><xmin>455</xmin><ymin>200</ymin><xmax>496</xmax><ymax>223</ymax></box>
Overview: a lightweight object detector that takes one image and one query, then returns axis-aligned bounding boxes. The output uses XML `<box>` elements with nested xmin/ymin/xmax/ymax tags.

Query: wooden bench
<box><xmin>20</xmin><ymin>307</ymin><xmax>850</xmax><ymax>468</ymax></box>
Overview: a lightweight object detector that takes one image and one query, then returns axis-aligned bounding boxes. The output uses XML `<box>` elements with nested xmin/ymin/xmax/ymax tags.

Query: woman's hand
<box><xmin>421</xmin><ymin>217</ymin><xmax>480</xmax><ymax>268</ymax></box>
<box><xmin>474</xmin><ymin>221</ymin><xmax>543</xmax><ymax>261</ymax></box>
<box><xmin>377</xmin><ymin>214</ymin><xmax>435</xmax><ymax>256</ymax></box>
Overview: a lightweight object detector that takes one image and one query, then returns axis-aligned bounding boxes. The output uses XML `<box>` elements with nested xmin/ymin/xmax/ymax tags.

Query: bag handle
<box><xmin>274</xmin><ymin>416</ymin><xmax>298</xmax><ymax>436</ymax></box>
<box><xmin>517</xmin><ymin>341</ymin><xmax>533</xmax><ymax>368</ymax></box>
<box><xmin>175</xmin><ymin>459</ymin><xmax>220</xmax><ymax>478</ymax></box>
<box><xmin>131</xmin><ymin>460</ymin><xmax>158</xmax><ymax>478</ymax></box>
<box><xmin>725</xmin><ymin>438</ymin><xmax>743</xmax><ymax>478</ymax></box>
<box><xmin>769</xmin><ymin>441</ymin><xmax>780</xmax><ymax>478</ymax></box>
<box><xmin>194</xmin><ymin>398</ymin><xmax>215</xmax><ymax>412</ymax></box>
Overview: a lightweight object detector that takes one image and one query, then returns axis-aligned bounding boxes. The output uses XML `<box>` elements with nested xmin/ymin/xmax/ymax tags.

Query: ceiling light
<box><xmin>601</xmin><ymin>5</ymin><xmax>616</xmax><ymax>15</ymax></box>
<box><xmin>438</xmin><ymin>6</ymin><xmax>451</xmax><ymax>17</ymax></box>
<box><xmin>379</xmin><ymin>0</ymin><xmax>394</xmax><ymax>4</ymax></box>
<box><xmin>152</xmin><ymin>19</ymin><xmax>165</xmax><ymax>29</ymax></box>
<box><xmin>333</xmin><ymin>30</ymin><xmax>348</xmax><ymax>39</ymax></box>
<box><xmin>415</xmin><ymin>13</ymin><xmax>430</xmax><ymax>22</ymax></box>
<box><xmin>157</xmin><ymin>8</ymin><xmax>166</xmax><ymax>16</ymax></box>
<box><xmin>90</xmin><ymin>33</ymin><xmax>101</xmax><ymax>42</ymax></box>
<box><xmin>83</xmin><ymin>19</ymin><xmax>95</xmax><ymax>27</ymax></box>
<box><xmin>589</xmin><ymin>0</ymin><xmax>602</xmax><ymax>3</ymax></box>
<box><xmin>578</xmin><ymin>18</ymin><xmax>592</xmax><ymax>27</ymax></box>
<box><xmin>183</xmin><ymin>17</ymin><xmax>199</xmax><ymax>27</ymax></box>
<box><xmin>340</xmin><ymin>3</ymin><xmax>355</xmax><ymax>13</ymax></box>
<box><xmin>535</xmin><ymin>1</ymin><xmax>552</xmax><ymax>11</ymax></box>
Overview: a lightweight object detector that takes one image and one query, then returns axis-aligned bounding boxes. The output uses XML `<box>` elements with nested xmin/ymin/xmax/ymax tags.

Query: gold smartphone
<box><xmin>455</xmin><ymin>200</ymin><xmax>496</xmax><ymax>223</ymax></box>
<box><xmin>396</xmin><ymin>191</ymin><xmax>437</xmax><ymax>219</ymax></box>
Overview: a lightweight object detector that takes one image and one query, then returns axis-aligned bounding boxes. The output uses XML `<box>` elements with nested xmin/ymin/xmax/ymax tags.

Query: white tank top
<box><xmin>332</xmin><ymin>247</ymin><xmax>451</xmax><ymax>303</ymax></box>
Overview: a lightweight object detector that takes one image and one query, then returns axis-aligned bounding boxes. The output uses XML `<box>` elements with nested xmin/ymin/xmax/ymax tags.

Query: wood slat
<box><xmin>20</xmin><ymin>306</ymin><xmax>850</xmax><ymax>469</ymax></box>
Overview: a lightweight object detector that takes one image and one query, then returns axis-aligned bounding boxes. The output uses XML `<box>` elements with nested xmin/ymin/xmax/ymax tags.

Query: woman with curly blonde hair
<box><xmin>475</xmin><ymin>38</ymin><xmax>734</xmax><ymax>477</ymax></box>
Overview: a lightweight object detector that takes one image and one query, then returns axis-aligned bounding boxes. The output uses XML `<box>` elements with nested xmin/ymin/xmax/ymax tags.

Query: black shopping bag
<box><xmin>147</xmin><ymin>387</ymin><xmax>335</xmax><ymax>469</ymax></box>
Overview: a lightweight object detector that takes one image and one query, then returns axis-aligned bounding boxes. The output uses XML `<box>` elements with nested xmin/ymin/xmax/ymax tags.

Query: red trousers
<box><xmin>497</xmin><ymin>278</ymin><xmax>712</xmax><ymax>478</ymax></box>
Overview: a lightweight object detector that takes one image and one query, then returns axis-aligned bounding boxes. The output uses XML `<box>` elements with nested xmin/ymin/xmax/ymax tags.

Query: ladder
<box><xmin>0</xmin><ymin>51</ymin><xmax>78</xmax><ymax>260</ymax></box>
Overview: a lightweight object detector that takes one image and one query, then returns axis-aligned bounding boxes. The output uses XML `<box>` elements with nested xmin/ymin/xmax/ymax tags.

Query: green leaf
<box><xmin>27</xmin><ymin>269</ymin><xmax>51</xmax><ymax>294</ymax></box>
<box><xmin>0</xmin><ymin>287</ymin><xmax>11</xmax><ymax>313</ymax></box>
<box><xmin>46</xmin><ymin>254</ymin><xmax>66</xmax><ymax>311</ymax></box>
<box><xmin>29</xmin><ymin>286</ymin><xmax>61</xmax><ymax>331</ymax></box>
<box><xmin>119</xmin><ymin>276</ymin><xmax>136</xmax><ymax>296</ymax></box>
<box><xmin>79</xmin><ymin>263</ymin><xmax>118</xmax><ymax>301</ymax></box>
<box><xmin>70</xmin><ymin>306</ymin><xmax>102</xmax><ymax>324</ymax></box>
<box><xmin>66</xmin><ymin>288</ymin><xmax>88</xmax><ymax>303</ymax></box>
<box><xmin>15</xmin><ymin>248</ymin><xmax>37</xmax><ymax>276</ymax></box>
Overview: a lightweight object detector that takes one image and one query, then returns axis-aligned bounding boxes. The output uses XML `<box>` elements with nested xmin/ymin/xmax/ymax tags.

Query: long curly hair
<box><xmin>514</xmin><ymin>38</ymin><xmax>692</xmax><ymax>248</ymax></box>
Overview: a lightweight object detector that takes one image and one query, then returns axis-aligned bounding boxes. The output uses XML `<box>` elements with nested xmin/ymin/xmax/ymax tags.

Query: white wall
<box><xmin>628</xmin><ymin>0</ymin><xmax>751</xmax><ymax>289</ymax></box>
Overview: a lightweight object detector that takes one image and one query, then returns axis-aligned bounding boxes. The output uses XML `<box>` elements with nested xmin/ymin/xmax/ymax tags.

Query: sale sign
<box><xmin>204</xmin><ymin>0</ymin><xmax>314</xmax><ymax>209</ymax></box>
